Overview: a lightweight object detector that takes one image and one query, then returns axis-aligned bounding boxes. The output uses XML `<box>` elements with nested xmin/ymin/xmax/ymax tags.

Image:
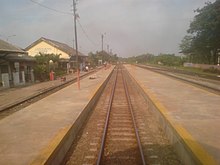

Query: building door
<box><xmin>0</xmin><ymin>65</ymin><xmax>10</xmax><ymax>88</ymax></box>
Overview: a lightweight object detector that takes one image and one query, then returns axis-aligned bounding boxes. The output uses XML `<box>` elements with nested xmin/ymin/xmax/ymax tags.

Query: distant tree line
<box><xmin>179</xmin><ymin>0</ymin><xmax>220</xmax><ymax>64</ymax></box>
<box><xmin>124</xmin><ymin>53</ymin><xmax>185</xmax><ymax>67</ymax></box>
<box><xmin>88</xmin><ymin>51</ymin><xmax>118</xmax><ymax>67</ymax></box>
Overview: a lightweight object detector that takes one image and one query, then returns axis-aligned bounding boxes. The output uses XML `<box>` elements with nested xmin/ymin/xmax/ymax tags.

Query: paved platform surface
<box><xmin>0</xmin><ymin>70</ymin><xmax>93</xmax><ymax>111</ymax></box>
<box><xmin>125</xmin><ymin>64</ymin><xmax>220</xmax><ymax>164</ymax></box>
<box><xmin>0</xmin><ymin>66</ymin><xmax>114</xmax><ymax>165</ymax></box>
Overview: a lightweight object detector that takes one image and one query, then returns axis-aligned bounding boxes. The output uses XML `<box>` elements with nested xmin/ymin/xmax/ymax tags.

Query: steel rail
<box><xmin>96</xmin><ymin>67</ymin><xmax>118</xmax><ymax>165</ymax></box>
<box><xmin>136</xmin><ymin>64</ymin><xmax>220</xmax><ymax>81</ymax></box>
<box><xmin>121</xmin><ymin>67</ymin><xmax>146</xmax><ymax>165</ymax></box>
<box><xmin>0</xmin><ymin>70</ymin><xmax>96</xmax><ymax>113</ymax></box>
<box><xmin>137</xmin><ymin>64</ymin><xmax>220</xmax><ymax>95</ymax></box>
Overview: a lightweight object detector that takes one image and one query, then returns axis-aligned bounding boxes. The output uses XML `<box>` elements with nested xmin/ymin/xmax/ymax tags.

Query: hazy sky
<box><xmin>0</xmin><ymin>0</ymin><xmax>215</xmax><ymax>57</ymax></box>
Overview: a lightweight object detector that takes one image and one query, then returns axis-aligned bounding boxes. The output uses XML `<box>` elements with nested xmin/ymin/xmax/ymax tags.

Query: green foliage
<box><xmin>34</xmin><ymin>53</ymin><xmax>61</xmax><ymax>81</ymax></box>
<box><xmin>203</xmin><ymin>67</ymin><xmax>220</xmax><ymax>74</ymax></box>
<box><xmin>153</xmin><ymin>54</ymin><xmax>185</xmax><ymax>66</ymax></box>
<box><xmin>125</xmin><ymin>53</ymin><xmax>185</xmax><ymax>67</ymax></box>
<box><xmin>179</xmin><ymin>35</ymin><xmax>193</xmax><ymax>54</ymax></box>
<box><xmin>124</xmin><ymin>53</ymin><xmax>154</xmax><ymax>64</ymax></box>
<box><xmin>88</xmin><ymin>52</ymin><xmax>98</xmax><ymax>67</ymax></box>
<box><xmin>88</xmin><ymin>51</ymin><xmax>118</xmax><ymax>67</ymax></box>
<box><xmin>109</xmin><ymin>54</ymin><xmax>119</xmax><ymax>64</ymax></box>
<box><xmin>180</xmin><ymin>0</ymin><xmax>220</xmax><ymax>64</ymax></box>
<box><xmin>135</xmin><ymin>54</ymin><xmax>154</xmax><ymax>64</ymax></box>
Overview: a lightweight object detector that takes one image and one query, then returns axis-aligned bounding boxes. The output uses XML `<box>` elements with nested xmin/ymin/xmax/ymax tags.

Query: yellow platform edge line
<box><xmin>88</xmin><ymin>66</ymin><xmax>114</xmax><ymax>100</ymax></box>
<box><xmin>30</xmin><ymin>125</ymin><xmax>71</xmax><ymax>165</ymax></box>
<box><xmin>30</xmin><ymin>81</ymin><xmax>103</xmax><ymax>165</ymax></box>
<box><xmin>30</xmin><ymin>67</ymin><xmax>115</xmax><ymax>165</ymax></box>
<box><xmin>131</xmin><ymin>71</ymin><xmax>218</xmax><ymax>165</ymax></box>
<box><xmin>88</xmin><ymin>81</ymin><xmax>103</xmax><ymax>100</ymax></box>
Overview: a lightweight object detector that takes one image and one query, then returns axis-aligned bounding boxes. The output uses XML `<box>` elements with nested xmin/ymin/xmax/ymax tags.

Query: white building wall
<box><xmin>27</xmin><ymin>41</ymin><xmax>70</xmax><ymax>59</ymax></box>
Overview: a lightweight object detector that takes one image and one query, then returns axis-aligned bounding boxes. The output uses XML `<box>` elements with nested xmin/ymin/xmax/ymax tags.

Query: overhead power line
<box><xmin>30</xmin><ymin>0</ymin><xmax>72</xmax><ymax>15</ymax></box>
<box><xmin>29</xmin><ymin>0</ymin><xmax>98</xmax><ymax>50</ymax></box>
<box><xmin>77</xmin><ymin>19</ymin><xmax>98</xmax><ymax>47</ymax></box>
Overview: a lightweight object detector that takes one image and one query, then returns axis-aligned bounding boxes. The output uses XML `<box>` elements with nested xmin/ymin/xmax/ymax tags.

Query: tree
<box><xmin>88</xmin><ymin>51</ymin><xmax>118</xmax><ymax>67</ymax></box>
<box><xmin>153</xmin><ymin>54</ymin><xmax>185</xmax><ymax>66</ymax></box>
<box><xmin>109</xmin><ymin>54</ymin><xmax>119</xmax><ymax>63</ymax></box>
<box><xmin>179</xmin><ymin>35</ymin><xmax>193</xmax><ymax>54</ymax></box>
<box><xmin>88</xmin><ymin>52</ymin><xmax>98</xmax><ymax>67</ymax></box>
<box><xmin>180</xmin><ymin>0</ymin><xmax>220</xmax><ymax>64</ymax></box>
<box><xmin>124</xmin><ymin>53</ymin><xmax>185</xmax><ymax>66</ymax></box>
<box><xmin>125</xmin><ymin>53</ymin><xmax>154</xmax><ymax>64</ymax></box>
<box><xmin>34</xmin><ymin>53</ymin><xmax>60</xmax><ymax>81</ymax></box>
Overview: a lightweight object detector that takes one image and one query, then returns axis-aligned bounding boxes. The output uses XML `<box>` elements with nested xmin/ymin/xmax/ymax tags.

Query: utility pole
<box><xmin>110</xmin><ymin>49</ymin><xmax>112</xmax><ymax>55</ymax></box>
<box><xmin>107</xmin><ymin>44</ymin><xmax>109</xmax><ymax>54</ymax></box>
<box><xmin>101</xmin><ymin>34</ymin><xmax>104</xmax><ymax>52</ymax></box>
<box><xmin>101</xmin><ymin>33</ymin><xmax>106</xmax><ymax>52</ymax></box>
<box><xmin>73</xmin><ymin>0</ymin><xmax>80</xmax><ymax>89</ymax></box>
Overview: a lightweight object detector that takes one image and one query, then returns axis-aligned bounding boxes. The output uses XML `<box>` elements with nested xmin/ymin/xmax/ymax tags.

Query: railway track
<box><xmin>0</xmin><ymin>70</ymin><xmax>96</xmax><ymax>119</ymax></box>
<box><xmin>97</xmin><ymin>66</ymin><xmax>145</xmax><ymax>165</ymax></box>
<box><xmin>65</xmin><ymin>65</ymin><xmax>182</xmax><ymax>165</ymax></box>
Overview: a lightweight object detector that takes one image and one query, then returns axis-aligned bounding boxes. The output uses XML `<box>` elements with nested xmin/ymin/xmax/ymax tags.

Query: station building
<box><xmin>0</xmin><ymin>39</ymin><xmax>35</xmax><ymax>89</ymax></box>
<box><xmin>25</xmin><ymin>37</ymin><xmax>88</xmax><ymax>72</ymax></box>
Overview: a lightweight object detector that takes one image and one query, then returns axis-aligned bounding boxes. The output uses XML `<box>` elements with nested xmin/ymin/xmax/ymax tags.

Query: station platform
<box><xmin>125</xmin><ymin>64</ymin><xmax>220</xmax><ymax>165</ymax></box>
<box><xmin>0</xmin><ymin>66</ymin><xmax>114</xmax><ymax>165</ymax></box>
<box><xmin>0</xmin><ymin>70</ymin><xmax>95</xmax><ymax>112</ymax></box>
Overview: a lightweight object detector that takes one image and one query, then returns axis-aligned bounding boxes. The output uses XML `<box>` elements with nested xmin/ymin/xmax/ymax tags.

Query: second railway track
<box><xmin>0</xmin><ymin>70</ymin><xmax>96</xmax><ymax>119</ymax></box>
<box><xmin>136</xmin><ymin>64</ymin><xmax>220</xmax><ymax>95</ymax></box>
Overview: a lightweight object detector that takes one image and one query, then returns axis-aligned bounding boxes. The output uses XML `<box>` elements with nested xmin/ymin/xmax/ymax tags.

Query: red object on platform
<box><xmin>50</xmin><ymin>71</ymin><xmax>54</xmax><ymax>81</ymax></box>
